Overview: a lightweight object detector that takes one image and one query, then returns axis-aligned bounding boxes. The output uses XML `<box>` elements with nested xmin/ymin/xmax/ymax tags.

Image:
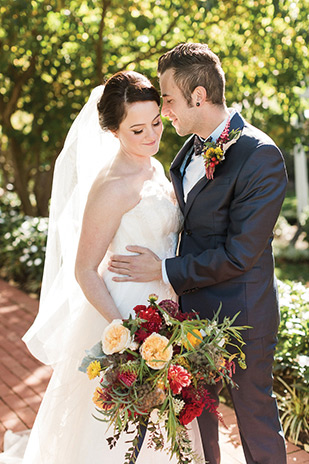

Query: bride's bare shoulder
<box><xmin>86</xmin><ymin>169</ymin><xmax>137</xmax><ymax>212</ymax></box>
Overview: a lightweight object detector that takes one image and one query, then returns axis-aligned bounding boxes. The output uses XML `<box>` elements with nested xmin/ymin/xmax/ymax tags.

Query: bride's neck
<box><xmin>116</xmin><ymin>149</ymin><xmax>153</xmax><ymax>174</ymax></box>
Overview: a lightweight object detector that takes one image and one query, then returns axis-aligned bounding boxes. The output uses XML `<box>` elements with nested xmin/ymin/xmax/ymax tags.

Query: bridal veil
<box><xmin>22</xmin><ymin>86</ymin><xmax>120</xmax><ymax>365</ymax></box>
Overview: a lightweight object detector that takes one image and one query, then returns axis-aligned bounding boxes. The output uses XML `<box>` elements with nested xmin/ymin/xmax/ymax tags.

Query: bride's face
<box><xmin>115</xmin><ymin>101</ymin><xmax>163</xmax><ymax>158</ymax></box>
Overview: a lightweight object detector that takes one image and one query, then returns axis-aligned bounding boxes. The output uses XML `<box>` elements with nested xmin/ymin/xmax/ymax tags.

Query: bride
<box><xmin>0</xmin><ymin>71</ymin><xmax>204</xmax><ymax>463</ymax></box>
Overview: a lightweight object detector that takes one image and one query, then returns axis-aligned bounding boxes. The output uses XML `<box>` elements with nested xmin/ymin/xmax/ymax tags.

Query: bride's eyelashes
<box><xmin>132</xmin><ymin>120</ymin><xmax>161</xmax><ymax>135</ymax></box>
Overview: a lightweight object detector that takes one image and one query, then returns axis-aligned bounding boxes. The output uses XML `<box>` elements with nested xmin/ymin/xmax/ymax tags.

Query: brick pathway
<box><xmin>0</xmin><ymin>278</ymin><xmax>308</xmax><ymax>463</ymax></box>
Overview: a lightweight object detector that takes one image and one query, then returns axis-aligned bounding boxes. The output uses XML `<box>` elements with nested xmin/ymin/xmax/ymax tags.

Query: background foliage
<box><xmin>0</xmin><ymin>0</ymin><xmax>308</xmax><ymax>215</ymax></box>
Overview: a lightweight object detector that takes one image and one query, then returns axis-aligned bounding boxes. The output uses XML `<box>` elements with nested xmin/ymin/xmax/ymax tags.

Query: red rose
<box><xmin>179</xmin><ymin>402</ymin><xmax>204</xmax><ymax>425</ymax></box>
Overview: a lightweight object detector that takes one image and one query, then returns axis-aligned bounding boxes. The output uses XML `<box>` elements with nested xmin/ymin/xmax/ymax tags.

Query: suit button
<box><xmin>185</xmin><ymin>229</ymin><xmax>192</xmax><ymax>236</ymax></box>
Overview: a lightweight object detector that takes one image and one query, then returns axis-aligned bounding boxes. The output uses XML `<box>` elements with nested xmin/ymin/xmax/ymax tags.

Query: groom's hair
<box><xmin>158</xmin><ymin>43</ymin><xmax>225</xmax><ymax>106</ymax></box>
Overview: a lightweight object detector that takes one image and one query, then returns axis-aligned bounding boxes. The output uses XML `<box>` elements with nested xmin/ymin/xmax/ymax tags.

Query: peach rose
<box><xmin>140</xmin><ymin>333</ymin><xmax>173</xmax><ymax>370</ymax></box>
<box><xmin>101</xmin><ymin>320</ymin><xmax>132</xmax><ymax>355</ymax></box>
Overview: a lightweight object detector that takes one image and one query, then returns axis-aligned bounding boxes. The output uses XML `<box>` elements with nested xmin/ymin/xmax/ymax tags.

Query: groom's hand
<box><xmin>108</xmin><ymin>246</ymin><xmax>162</xmax><ymax>282</ymax></box>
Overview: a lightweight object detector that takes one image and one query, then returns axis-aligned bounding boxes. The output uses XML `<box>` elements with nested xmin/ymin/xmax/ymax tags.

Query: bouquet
<box><xmin>79</xmin><ymin>295</ymin><xmax>247</xmax><ymax>464</ymax></box>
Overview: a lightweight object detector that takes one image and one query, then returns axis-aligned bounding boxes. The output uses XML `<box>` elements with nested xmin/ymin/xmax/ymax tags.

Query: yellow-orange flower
<box><xmin>157</xmin><ymin>378</ymin><xmax>166</xmax><ymax>390</ymax></box>
<box><xmin>184</xmin><ymin>329</ymin><xmax>203</xmax><ymax>350</ymax></box>
<box><xmin>87</xmin><ymin>360</ymin><xmax>101</xmax><ymax>380</ymax></box>
<box><xmin>140</xmin><ymin>333</ymin><xmax>173</xmax><ymax>370</ymax></box>
<box><xmin>92</xmin><ymin>387</ymin><xmax>104</xmax><ymax>408</ymax></box>
<box><xmin>101</xmin><ymin>319</ymin><xmax>132</xmax><ymax>355</ymax></box>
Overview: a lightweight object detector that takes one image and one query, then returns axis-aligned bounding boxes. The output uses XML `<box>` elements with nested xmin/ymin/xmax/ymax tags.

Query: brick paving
<box><xmin>0</xmin><ymin>278</ymin><xmax>308</xmax><ymax>463</ymax></box>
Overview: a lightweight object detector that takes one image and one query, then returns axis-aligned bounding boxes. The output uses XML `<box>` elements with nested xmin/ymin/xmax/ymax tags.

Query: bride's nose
<box><xmin>145</xmin><ymin>126</ymin><xmax>157</xmax><ymax>141</ymax></box>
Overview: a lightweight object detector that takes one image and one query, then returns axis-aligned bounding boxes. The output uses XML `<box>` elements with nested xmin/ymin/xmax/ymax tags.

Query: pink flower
<box><xmin>168</xmin><ymin>364</ymin><xmax>191</xmax><ymax>394</ymax></box>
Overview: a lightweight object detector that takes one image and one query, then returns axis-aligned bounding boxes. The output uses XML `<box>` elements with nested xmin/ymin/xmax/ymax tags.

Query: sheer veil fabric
<box><xmin>22</xmin><ymin>86</ymin><xmax>120</xmax><ymax>366</ymax></box>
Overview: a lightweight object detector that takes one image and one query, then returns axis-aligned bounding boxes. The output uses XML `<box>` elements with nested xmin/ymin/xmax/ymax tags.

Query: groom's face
<box><xmin>160</xmin><ymin>69</ymin><xmax>196</xmax><ymax>137</ymax></box>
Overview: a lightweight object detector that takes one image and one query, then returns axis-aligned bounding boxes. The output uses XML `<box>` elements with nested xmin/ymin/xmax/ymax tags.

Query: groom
<box><xmin>109</xmin><ymin>43</ymin><xmax>287</xmax><ymax>463</ymax></box>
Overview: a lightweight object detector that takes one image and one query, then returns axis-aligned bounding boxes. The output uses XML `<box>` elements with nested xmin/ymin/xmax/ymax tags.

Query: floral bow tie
<box><xmin>194</xmin><ymin>119</ymin><xmax>241</xmax><ymax>179</ymax></box>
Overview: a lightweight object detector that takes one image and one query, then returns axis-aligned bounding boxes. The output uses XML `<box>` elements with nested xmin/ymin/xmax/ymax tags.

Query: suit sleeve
<box><xmin>165</xmin><ymin>144</ymin><xmax>287</xmax><ymax>295</ymax></box>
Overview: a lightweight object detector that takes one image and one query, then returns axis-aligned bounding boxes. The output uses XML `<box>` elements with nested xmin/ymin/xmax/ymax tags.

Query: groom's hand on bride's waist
<box><xmin>108</xmin><ymin>246</ymin><xmax>162</xmax><ymax>282</ymax></box>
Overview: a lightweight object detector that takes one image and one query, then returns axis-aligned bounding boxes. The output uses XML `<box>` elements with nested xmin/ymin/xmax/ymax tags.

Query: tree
<box><xmin>0</xmin><ymin>0</ymin><xmax>308</xmax><ymax>215</ymax></box>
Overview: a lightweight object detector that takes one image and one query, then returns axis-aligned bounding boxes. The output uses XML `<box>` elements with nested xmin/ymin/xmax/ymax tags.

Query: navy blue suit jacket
<box><xmin>166</xmin><ymin>112</ymin><xmax>287</xmax><ymax>339</ymax></box>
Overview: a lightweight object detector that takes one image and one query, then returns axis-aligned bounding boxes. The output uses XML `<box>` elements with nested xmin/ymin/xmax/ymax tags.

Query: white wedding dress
<box><xmin>0</xmin><ymin>176</ymin><xmax>204</xmax><ymax>463</ymax></box>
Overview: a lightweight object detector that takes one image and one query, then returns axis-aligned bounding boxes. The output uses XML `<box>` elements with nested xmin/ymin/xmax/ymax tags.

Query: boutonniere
<box><xmin>202</xmin><ymin>118</ymin><xmax>241</xmax><ymax>180</ymax></box>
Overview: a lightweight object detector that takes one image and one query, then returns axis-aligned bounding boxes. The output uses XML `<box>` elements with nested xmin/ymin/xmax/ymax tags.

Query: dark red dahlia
<box><xmin>181</xmin><ymin>384</ymin><xmax>225</xmax><ymax>426</ymax></box>
<box><xmin>179</xmin><ymin>402</ymin><xmax>205</xmax><ymax>425</ymax></box>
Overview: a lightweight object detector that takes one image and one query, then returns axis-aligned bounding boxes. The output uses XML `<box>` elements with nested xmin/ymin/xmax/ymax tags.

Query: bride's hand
<box><xmin>108</xmin><ymin>246</ymin><xmax>162</xmax><ymax>282</ymax></box>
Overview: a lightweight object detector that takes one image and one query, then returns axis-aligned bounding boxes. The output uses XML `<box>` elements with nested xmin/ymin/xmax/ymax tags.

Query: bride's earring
<box><xmin>196</xmin><ymin>102</ymin><xmax>200</xmax><ymax>107</ymax></box>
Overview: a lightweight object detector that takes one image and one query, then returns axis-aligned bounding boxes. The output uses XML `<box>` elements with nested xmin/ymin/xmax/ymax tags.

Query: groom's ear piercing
<box><xmin>196</xmin><ymin>102</ymin><xmax>200</xmax><ymax>107</ymax></box>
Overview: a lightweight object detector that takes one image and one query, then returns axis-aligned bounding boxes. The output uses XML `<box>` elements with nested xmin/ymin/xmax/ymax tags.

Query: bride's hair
<box><xmin>98</xmin><ymin>71</ymin><xmax>160</xmax><ymax>132</ymax></box>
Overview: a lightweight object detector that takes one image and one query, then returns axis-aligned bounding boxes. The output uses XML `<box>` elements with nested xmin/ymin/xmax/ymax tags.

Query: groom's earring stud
<box><xmin>196</xmin><ymin>102</ymin><xmax>200</xmax><ymax>107</ymax></box>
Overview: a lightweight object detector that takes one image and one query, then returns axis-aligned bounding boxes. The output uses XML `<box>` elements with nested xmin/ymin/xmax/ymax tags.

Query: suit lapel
<box><xmin>184</xmin><ymin>176</ymin><xmax>209</xmax><ymax>217</ymax></box>
<box><xmin>170</xmin><ymin>135</ymin><xmax>194</xmax><ymax>213</ymax></box>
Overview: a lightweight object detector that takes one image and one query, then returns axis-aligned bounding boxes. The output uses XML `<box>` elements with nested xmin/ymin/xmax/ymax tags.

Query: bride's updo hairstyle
<box><xmin>98</xmin><ymin>71</ymin><xmax>160</xmax><ymax>132</ymax></box>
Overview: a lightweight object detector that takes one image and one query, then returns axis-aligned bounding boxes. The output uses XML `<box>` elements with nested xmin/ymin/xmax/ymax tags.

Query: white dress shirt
<box><xmin>162</xmin><ymin>109</ymin><xmax>236</xmax><ymax>284</ymax></box>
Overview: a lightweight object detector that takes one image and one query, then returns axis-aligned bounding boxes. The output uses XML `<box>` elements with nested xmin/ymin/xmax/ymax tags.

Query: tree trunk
<box><xmin>95</xmin><ymin>0</ymin><xmax>111</xmax><ymax>83</ymax></box>
<box><xmin>33</xmin><ymin>163</ymin><xmax>55</xmax><ymax>217</ymax></box>
<box><xmin>10</xmin><ymin>138</ymin><xmax>35</xmax><ymax>216</ymax></box>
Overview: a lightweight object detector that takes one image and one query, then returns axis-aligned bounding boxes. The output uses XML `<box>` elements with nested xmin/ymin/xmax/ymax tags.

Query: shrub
<box><xmin>275</xmin><ymin>280</ymin><xmax>309</xmax><ymax>446</ymax></box>
<box><xmin>276</xmin><ymin>377</ymin><xmax>309</xmax><ymax>446</ymax></box>
<box><xmin>0</xmin><ymin>191</ymin><xmax>48</xmax><ymax>294</ymax></box>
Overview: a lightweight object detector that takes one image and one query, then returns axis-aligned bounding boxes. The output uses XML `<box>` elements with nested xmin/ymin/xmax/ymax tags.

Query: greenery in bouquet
<box><xmin>79</xmin><ymin>295</ymin><xmax>248</xmax><ymax>464</ymax></box>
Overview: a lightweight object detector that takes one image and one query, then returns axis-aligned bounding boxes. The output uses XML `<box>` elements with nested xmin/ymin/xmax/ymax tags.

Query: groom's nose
<box><xmin>161</xmin><ymin>101</ymin><xmax>170</xmax><ymax>118</ymax></box>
